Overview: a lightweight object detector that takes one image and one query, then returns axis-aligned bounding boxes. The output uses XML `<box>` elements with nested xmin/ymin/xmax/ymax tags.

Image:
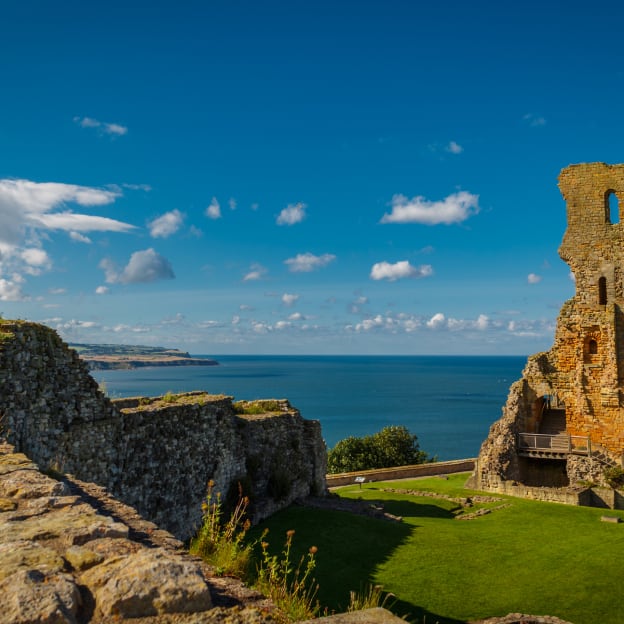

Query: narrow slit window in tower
<box><xmin>599</xmin><ymin>276</ymin><xmax>607</xmax><ymax>305</ymax></box>
<box><xmin>606</xmin><ymin>190</ymin><xmax>620</xmax><ymax>224</ymax></box>
<box><xmin>589</xmin><ymin>339</ymin><xmax>598</xmax><ymax>355</ymax></box>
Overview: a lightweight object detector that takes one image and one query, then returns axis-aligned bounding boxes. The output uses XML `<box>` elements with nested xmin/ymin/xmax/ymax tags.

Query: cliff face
<box><xmin>0</xmin><ymin>321</ymin><xmax>327</xmax><ymax>540</ymax></box>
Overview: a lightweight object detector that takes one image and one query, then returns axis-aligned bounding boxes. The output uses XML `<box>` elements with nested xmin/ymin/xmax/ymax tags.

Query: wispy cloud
<box><xmin>148</xmin><ymin>209</ymin><xmax>184</xmax><ymax>238</ymax></box>
<box><xmin>21</xmin><ymin>248</ymin><xmax>50</xmax><ymax>275</ymax></box>
<box><xmin>73</xmin><ymin>116</ymin><xmax>128</xmax><ymax>136</ymax></box>
<box><xmin>0</xmin><ymin>278</ymin><xmax>25</xmax><ymax>301</ymax></box>
<box><xmin>0</xmin><ymin>178</ymin><xmax>134</xmax><ymax>292</ymax></box>
<box><xmin>100</xmin><ymin>248</ymin><xmax>175</xmax><ymax>284</ymax></box>
<box><xmin>69</xmin><ymin>232</ymin><xmax>92</xmax><ymax>244</ymax></box>
<box><xmin>523</xmin><ymin>113</ymin><xmax>546</xmax><ymax>127</ymax></box>
<box><xmin>348</xmin><ymin>311</ymin><xmax>499</xmax><ymax>335</ymax></box>
<box><xmin>95</xmin><ymin>286</ymin><xmax>109</xmax><ymax>295</ymax></box>
<box><xmin>284</xmin><ymin>252</ymin><xmax>336</xmax><ymax>273</ymax></box>
<box><xmin>205</xmin><ymin>197</ymin><xmax>221</xmax><ymax>220</ymax></box>
<box><xmin>282</xmin><ymin>293</ymin><xmax>299</xmax><ymax>307</ymax></box>
<box><xmin>446</xmin><ymin>141</ymin><xmax>463</xmax><ymax>154</ymax></box>
<box><xmin>527</xmin><ymin>273</ymin><xmax>542</xmax><ymax>284</ymax></box>
<box><xmin>370</xmin><ymin>261</ymin><xmax>433</xmax><ymax>282</ymax></box>
<box><xmin>243</xmin><ymin>263</ymin><xmax>268</xmax><ymax>281</ymax></box>
<box><xmin>277</xmin><ymin>202</ymin><xmax>306</xmax><ymax>226</ymax></box>
<box><xmin>381</xmin><ymin>191</ymin><xmax>480</xmax><ymax>225</ymax></box>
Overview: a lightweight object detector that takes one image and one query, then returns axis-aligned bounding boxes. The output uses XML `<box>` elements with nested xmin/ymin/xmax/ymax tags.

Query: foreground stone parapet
<box><xmin>0</xmin><ymin>442</ymin><xmax>278</xmax><ymax>623</ymax></box>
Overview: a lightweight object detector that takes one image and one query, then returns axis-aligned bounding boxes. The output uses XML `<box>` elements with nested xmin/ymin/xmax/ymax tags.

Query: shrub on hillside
<box><xmin>327</xmin><ymin>425</ymin><xmax>432</xmax><ymax>474</ymax></box>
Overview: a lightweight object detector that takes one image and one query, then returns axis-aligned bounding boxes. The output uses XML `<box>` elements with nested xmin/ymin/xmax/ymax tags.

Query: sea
<box><xmin>95</xmin><ymin>355</ymin><xmax>527</xmax><ymax>461</ymax></box>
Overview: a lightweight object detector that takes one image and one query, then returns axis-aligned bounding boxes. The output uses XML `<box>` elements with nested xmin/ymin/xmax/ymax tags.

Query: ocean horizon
<box><xmin>95</xmin><ymin>354</ymin><xmax>527</xmax><ymax>462</ymax></box>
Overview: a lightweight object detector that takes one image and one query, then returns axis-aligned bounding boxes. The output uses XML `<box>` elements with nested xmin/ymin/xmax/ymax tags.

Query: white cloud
<box><xmin>527</xmin><ymin>273</ymin><xmax>542</xmax><ymax>284</ymax></box>
<box><xmin>523</xmin><ymin>113</ymin><xmax>546</xmax><ymax>127</ymax></box>
<box><xmin>243</xmin><ymin>263</ymin><xmax>268</xmax><ymax>281</ymax></box>
<box><xmin>228</xmin><ymin>198</ymin><xmax>237</xmax><ymax>211</ymax></box>
<box><xmin>370</xmin><ymin>260</ymin><xmax>433</xmax><ymax>282</ymax></box>
<box><xmin>285</xmin><ymin>252</ymin><xmax>336</xmax><ymax>273</ymax></box>
<box><xmin>569</xmin><ymin>271</ymin><xmax>576</xmax><ymax>282</ymax></box>
<box><xmin>427</xmin><ymin>312</ymin><xmax>446</xmax><ymax>329</ymax></box>
<box><xmin>0</xmin><ymin>178</ymin><xmax>134</xmax><ymax>279</ymax></box>
<box><xmin>95</xmin><ymin>286</ymin><xmax>109</xmax><ymax>295</ymax></box>
<box><xmin>282</xmin><ymin>293</ymin><xmax>299</xmax><ymax>307</ymax></box>
<box><xmin>475</xmin><ymin>314</ymin><xmax>489</xmax><ymax>330</ymax></box>
<box><xmin>446</xmin><ymin>141</ymin><xmax>463</xmax><ymax>154</ymax></box>
<box><xmin>104</xmin><ymin>123</ymin><xmax>128</xmax><ymax>136</ymax></box>
<box><xmin>148</xmin><ymin>209</ymin><xmax>184</xmax><ymax>238</ymax></box>
<box><xmin>205</xmin><ymin>197</ymin><xmax>221</xmax><ymax>220</ymax></box>
<box><xmin>288</xmin><ymin>312</ymin><xmax>304</xmax><ymax>321</ymax></box>
<box><xmin>100</xmin><ymin>248</ymin><xmax>175</xmax><ymax>284</ymax></box>
<box><xmin>0</xmin><ymin>278</ymin><xmax>25</xmax><ymax>301</ymax></box>
<box><xmin>349</xmin><ymin>295</ymin><xmax>369</xmax><ymax>314</ymax></box>
<box><xmin>70</xmin><ymin>231</ymin><xmax>92</xmax><ymax>244</ymax></box>
<box><xmin>74</xmin><ymin>116</ymin><xmax>128</xmax><ymax>136</ymax></box>
<box><xmin>21</xmin><ymin>248</ymin><xmax>50</xmax><ymax>268</ymax></box>
<box><xmin>277</xmin><ymin>202</ymin><xmax>306</xmax><ymax>226</ymax></box>
<box><xmin>75</xmin><ymin>116</ymin><xmax>100</xmax><ymax>128</ymax></box>
<box><xmin>380</xmin><ymin>191</ymin><xmax>480</xmax><ymax>225</ymax></box>
<box><xmin>48</xmin><ymin>288</ymin><xmax>66</xmax><ymax>295</ymax></box>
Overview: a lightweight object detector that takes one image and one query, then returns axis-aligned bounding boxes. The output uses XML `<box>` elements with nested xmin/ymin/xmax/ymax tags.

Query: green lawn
<box><xmin>249</xmin><ymin>474</ymin><xmax>624</xmax><ymax>623</ymax></box>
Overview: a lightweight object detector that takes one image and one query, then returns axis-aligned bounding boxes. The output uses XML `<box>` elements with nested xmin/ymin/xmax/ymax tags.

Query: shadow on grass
<box><xmin>249</xmin><ymin>505</ymin><xmax>414</xmax><ymax>614</ymax></box>
<box><xmin>378</xmin><ymin>498</ymin><xmax>459</xmax><ymax>520</ymax></box>
<box><xmin>389</xmin><ymin>595</ymin><xmax>466</xmax><ymax>624</ymax></box>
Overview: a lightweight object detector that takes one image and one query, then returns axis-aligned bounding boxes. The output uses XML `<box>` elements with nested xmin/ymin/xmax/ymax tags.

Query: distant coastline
<box><xmin>69</xmin><ymin>343</ymin><xmax>218</xmax><ymax>370</ymax></box>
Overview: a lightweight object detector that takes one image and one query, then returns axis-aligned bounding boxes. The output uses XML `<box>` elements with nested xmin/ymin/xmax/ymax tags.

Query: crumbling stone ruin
<box><xmin>0</xmin><ymin>320</ymin><xmax>327</xmax><ymax>540</ymax></box>
<box><xmin>472</xmin><ymin>162</ymin><xmax>624</xmax><ymax>496</ymax></box>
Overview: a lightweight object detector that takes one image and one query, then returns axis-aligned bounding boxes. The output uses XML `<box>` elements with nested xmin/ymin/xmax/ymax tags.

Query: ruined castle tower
<box><xmin>472</xmin><ymin>163</ymin><xmax>624</xmax><ymax>492</ymax></box>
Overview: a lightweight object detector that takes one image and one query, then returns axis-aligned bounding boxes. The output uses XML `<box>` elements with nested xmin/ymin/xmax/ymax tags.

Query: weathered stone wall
<box><xmin>0</xmin><ymin>320</ymin><xmax>327</xmax><ymax>540</ymax></box>
<box><xmin>473</xmin><ymin>163</ymin><xmax>624</xmax><ymax>492</ymax></box>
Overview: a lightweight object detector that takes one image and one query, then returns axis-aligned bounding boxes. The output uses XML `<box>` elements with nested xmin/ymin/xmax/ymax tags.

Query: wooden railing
<box><xmin>517</xmin><ymin>433</ymin><xmax>590</xmax><ymax>455</ymax></box>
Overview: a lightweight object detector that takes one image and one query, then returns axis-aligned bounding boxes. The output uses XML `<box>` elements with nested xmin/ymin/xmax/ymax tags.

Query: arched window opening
<box><xmin>599</xmin><ymin>276</ymin><xmax>608</xmax><ymax>305</ymax></box>
<box><xmin>589</xmin><ymin>339</ymin><xmax>598</xmax><ymax>355</ymax></box>
<box><xmin>606</xmin><ymin>190</ymin><xmax>620</xmax><ymax>224</ymax></box>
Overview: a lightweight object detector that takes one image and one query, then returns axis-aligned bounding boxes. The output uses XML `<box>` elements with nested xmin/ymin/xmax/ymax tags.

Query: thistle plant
<box><xmin>189</xmin><ymin>480</ymin><xmax>253</xmax><ymax>578</ymax></box>
<box><xmin>255</xmin><ymin>529</ymin><xmax>320</xmax><ymax>622</ymax></box>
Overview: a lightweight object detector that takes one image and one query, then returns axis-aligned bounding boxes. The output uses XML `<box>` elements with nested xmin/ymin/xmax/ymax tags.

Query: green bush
<box><xmin>327</xmin><ymin>425</ymin><xmax>431</xmax><ymax>474</ymax></box>
<box><xmin>603</xmin><ymin>465</ymin><xmax>624</xmax><ymax>489</ymax></box>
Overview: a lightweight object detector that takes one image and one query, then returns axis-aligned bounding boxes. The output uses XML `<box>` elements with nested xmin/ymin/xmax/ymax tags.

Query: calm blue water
<box><xmin>95</xmin><ymin>355</ymin><xmax>526</xmax><ymax>461</ymax></box>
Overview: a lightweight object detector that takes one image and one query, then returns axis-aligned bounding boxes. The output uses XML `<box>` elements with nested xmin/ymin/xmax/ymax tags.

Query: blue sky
<box><xmin>1</xmin><ymin>0</ymin><xmax>623</xmax><ymax>355</ymax></box>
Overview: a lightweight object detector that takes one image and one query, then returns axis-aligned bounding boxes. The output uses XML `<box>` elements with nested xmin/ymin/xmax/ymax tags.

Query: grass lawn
<box><xmin>248</xmin><ymin>474</ymin><xmax>624</xmax><ymax>623</ymax></box>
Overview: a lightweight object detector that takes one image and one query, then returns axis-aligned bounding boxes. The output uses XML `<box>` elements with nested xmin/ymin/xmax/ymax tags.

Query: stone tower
<box><xmin>472</xmin><ymin>163</ymin><xmax>624</xmax><ymax>492</ymax></box>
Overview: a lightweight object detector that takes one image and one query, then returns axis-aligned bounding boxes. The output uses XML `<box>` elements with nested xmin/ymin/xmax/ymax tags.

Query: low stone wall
<box><xmin>326</xmin><ymin>458</ymin><xmax>475</xmax><ymax>488</ymax></box>
<box><xmin>485</xmin><ymin>481</ymin><xmax>591</xmax><ymax>506</ymax></box>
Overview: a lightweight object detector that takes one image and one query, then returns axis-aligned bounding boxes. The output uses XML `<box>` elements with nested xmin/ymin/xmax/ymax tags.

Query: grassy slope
<box><xmin>249</xmin><ymin>474</ymin><xmax>624</xmax><ymax>624</ymax></box>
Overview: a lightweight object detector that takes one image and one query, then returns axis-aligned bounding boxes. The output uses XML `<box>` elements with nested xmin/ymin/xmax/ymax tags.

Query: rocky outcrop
<box><xmin>0</xmin><ymin>320</ymin><xmax>327</xmax><ymax>540</ymax></box>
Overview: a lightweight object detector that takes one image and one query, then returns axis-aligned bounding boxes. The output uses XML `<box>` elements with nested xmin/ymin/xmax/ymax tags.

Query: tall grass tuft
<box><xmin>189</xmin><ymin>481</ymin><xmax>253</xmax><ymax>578</ymax></box>
<box><xmin>347</xmin><ymin>584</ymin><xmax>395</xmax><ymax>612</ymax></box>
<box><xmin>255</xmin><ymin>529</ymin><xmax>321</xmax><ymax>622</ymax></box>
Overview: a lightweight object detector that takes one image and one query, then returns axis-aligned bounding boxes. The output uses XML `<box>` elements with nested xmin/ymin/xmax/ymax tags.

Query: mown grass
<box><xmin>249</xmin><ymin>473</ymin><xmax>624</xmax><ymax>623</ymax></box>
